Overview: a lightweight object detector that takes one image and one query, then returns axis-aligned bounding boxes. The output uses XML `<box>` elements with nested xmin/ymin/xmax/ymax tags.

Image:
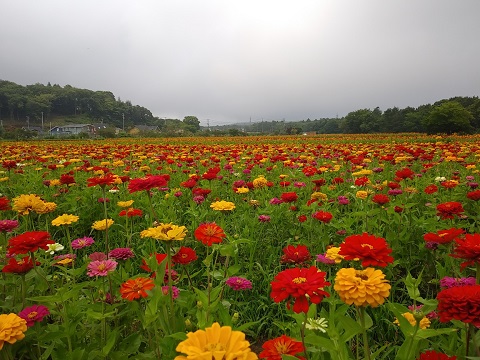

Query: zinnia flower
<box><xmin>423</xmin><ymin>228</ymin><xmax>465</xmax><ymax>245</ymax></box>
<box><xmin>0</xmin><ymin>313</ymin><xmax>27</xmax><ymax>350</ymax></box>
<box><xmin>194</xmin><ymin>222</ymin><xmax>226</xmax><ymax>246</ymax></box>
<box><xmin>0</xmin><ymin>219</ymin><xmax>18</xmax><ymax>233</ymax></box>
<box><xmin>18</xmin><ymin>305</ymin><xmax>50</xmax><ymax>327</ymax></box>
<box><xmin>71</xmin><ymin>237</ymin><xmax>95</xmax><ymax>249</ymax></box>
<box><xmin>437</xmin><ymin>285</ymin><xmax>480</xmax><ymax>326</ymax></box>
<box><xmin>270</xmin><ymin>266</ymin><xmax>330</xmax><ymax>313</ymax></box>
<box><xmin>87</xmin><ymin>173</ymin><xmax>116</xmax><ymax>188</ymax></box>
<box><xmin>45</xmin><ymin>243</ymin><xmax>65</xmax><ymax>255</ymax></box>
<box><xmin>117</xmin><ymin>200</ymin><xmax>134</xmax><ymax>208</ymax></box>
<box><xmin>127</xmin><ymin>175</ymin><xmax>168</xmax><ymax>193</ymax></box>
<box><xmin>394</xmin><ymin>312</ymin><xmax>430</xmax><ymax>329</ymax></box>
<box><xmin>1</xmin><ymin>256</ymin><xmax>36</xmax><ymax>274</ymax></box>
<box><xmin>51</xmin><ymin>214</ymin><xmax>79</xmax><ymax>226</ymax></box>
<box><xmin>325</xmin><ymin>246</ymin><xmax>344</xmax><ymax>264</ymax></box>
<box><xmin>174</xmin><ymin>322</ymin><xmax>257</xmax><ymax>360</ymax></box>
<box><xmin>225</xmin><ymin>277</ymin><xmax>253</xmax><ymax>291</ymax></box>
<box><xmin>339</xmin><ymin>233</ymin><xmax>394</xmax><ymax>267</ymax></box>
<box><xmin>172</xmin><ymin>246</ymin><xmax>197</xmax><ymax>265</ymax></box>
<box><xmin>440</xmin><ymin>276</ymin><xmax>476</xmax><ymax>289</ymax></box>
<box><xmin>161</xmin><ymin>285</ymin><xmax>180</xmax><ymax>299</ymax></box>
<box><xmin>450</xmin><ymin>233</ymin><xmax>480</xmax><ymax>269</ymax></box>
<box><xmin>259</xmin><ymin>335</ymin><xmax>305</xmax><ymax>360</ymax></box>
<box><xmin>119</xmin><ymin>208</ymin><xmax>143</xmax><ymax>217</ymax></box>
<box><xmin>334</xmin><ymin>267</ymin><xmax>391</xmax><ymax>307</ymax></box>
<box><xmin>372</xmin><ymin>194</ymin><xmax>390</xmax><ymax>205</ymax></box>
<box><xmin>87</xmin><ymin>259</ymin><xmax>117</xmax><ymax>277</ymax></box>
<box><xmin>108</xmin><ymin>247</ymin><xmax>135</xmax><ymax>260</ymax></box>
<box><xmin>436</xmin><ymin>201</ymin><xmax>464</xmax><ymax>220</ymax></box>
<box><xmin>140</xmin><ymin>223</ymin><xmax>187</xmax><ymax>241</ymax></box>
<box><xmin>312</xmin><ymin>211</ymin><xmax>333</xmax><ymax>223</ymax></box>
<box><xmin>12</xmin><ymin>194</ymin><xmax>46</xmax><ymax>215</ymax></box>
<box><xmin>210</xmin><ymin>200</ymin><xmax>236</xmax><ymax>211</ymax></box>
<box><xmin>467</xmin><ymin>190</ymin><xmax>480</xmax><ymax>201</ymax></box>
<box><xmin>7</xmin><ymin>231</ymin><xmax>54</xmax><ymax>256</ymax></box>
<box><xmin>91</xmin><ymin>219</ymin><xmax>114</xmax><ymax>231</ymax></box>
<box><xmin>280</xmin><ymin>244</ymin><xmax>311</xmax><ymax>265</ymax></box>
<box><xmin>280</xmin><ymin>192</ymin><xmax>298</xmax><ymax>203</ymax></box>
<box><xmin>120</xmin><ymin>277</ymin><xmax>155</xmax><ymax>301</ymax></box>
<box><xmin>424</xmin><ymin>184</ymin><xmax>438</xmax><ymax>194</ymax></box>
<box><xmin>0</xmin><ymin>196</ymin><xmax>11</xmax><ymax>211</ymax></box>
<box><xmin>417</xmin><ymin>350</ymin><xmax>457</xmax><ymax>359</ymax></box>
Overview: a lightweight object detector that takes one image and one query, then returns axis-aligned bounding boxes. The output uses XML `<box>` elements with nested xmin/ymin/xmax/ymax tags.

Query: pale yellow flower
<box><xmin>52</xmin><ymin>214</ymin><xmax>79</xmax><ymax>226</ymax></box>
<box><xmin>117</xmin><ymin>200</ymin><xmax>134</xmax><ymax>208</ymax></box>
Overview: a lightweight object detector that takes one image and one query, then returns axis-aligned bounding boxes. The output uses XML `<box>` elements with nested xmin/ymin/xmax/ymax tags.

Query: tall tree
<box><xmin>424</xmin><ymin>101</ymin><xmax>473</xmax><ymax>134</ymax></box>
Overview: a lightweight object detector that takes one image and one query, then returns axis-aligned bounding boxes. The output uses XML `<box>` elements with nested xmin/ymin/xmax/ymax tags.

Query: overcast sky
<box><xmin>1</xmin><ymin>1</ymin><xmax>479</xmax><ymax>126</ymax></box>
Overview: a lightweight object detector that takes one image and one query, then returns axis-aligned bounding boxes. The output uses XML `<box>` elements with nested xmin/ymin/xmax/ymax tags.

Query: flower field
<box><xmin>1</xmin><ymin>134</ymin><xmax>480</xmax><ymax>359</ymax></box>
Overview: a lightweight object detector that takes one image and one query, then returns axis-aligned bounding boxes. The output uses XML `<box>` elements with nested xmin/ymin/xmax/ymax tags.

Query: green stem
<box><xmin>146</xmin><ymin>191</ymin><xmax>159</xmax><ymax>225</ymax></box>
<box><xmin>20</xmin><ymin>274</ymin><xmax>26</xmax><ymax>309</ymax></box>
<box><xmin>301</xmin><ymin>311</ymin><xmax>310</xmax><ymax>360</ymax></box>
<box><xmin>357</xmin><ymin>307</ymin><xmax>371</xmax><ymax>360</ymax></box>
<box><xmin>166</xmin><ymin>242</ymin><xmax>175</xmax><ymax>332</ymax></box>
<box><xmin>476</xmin><ymin>263</ymin><xmax>480</xmax><ymax>285</ymax></box>
<box><xmin>101</xmin><ymin>188</ymin><xmax>110</xmax><ymax>256</ymax></box>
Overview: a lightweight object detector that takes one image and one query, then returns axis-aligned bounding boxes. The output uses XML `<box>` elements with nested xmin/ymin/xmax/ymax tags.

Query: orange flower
<box><xmin>259</xmin><ymin>335</ymin><xmax>305</xmax><ymax>359</ymax></box>
<box><xmin>194</xmin><ymin>222</ymin><xmax>226</xmax><ymax>246</ymax></box>
<box><xmin>120</xmin><ymin>277</ymin><xmax>155</xmax><ymax>301</ymax></box>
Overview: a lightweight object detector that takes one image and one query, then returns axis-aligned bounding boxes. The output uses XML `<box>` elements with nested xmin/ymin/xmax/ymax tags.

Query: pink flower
<box><xmin>161</xmin><ymin>285</ymin><xmax>180</xmax><ymax>299</ymax></box>
<box><xmin>108</xmin><ymin>248</ymin><xmax>135</xmax><ymax>260</ymax></box>
<box><xmin>18</xmin><ymin>304</ymin><xmax>50</xmax><ymax>327</ymax></box>
<box><xmin>440</xmin><ymin>276</ymin><xmax>476</xmax><ymax>289</ymax></box>
<box><xmin>89</xmin><ymin>252</ymin><xmax>107</xmax><ymax>261</ymax></box>
<box><xmin>269</xmin><ymin>198</ymin><xmax>283</xmax><ymax>205</ymax></box>
<box><xmin>71</xmin><ymin>237</ymin><xmax>95</xmax><ymax>249</ymax></box>
<box><xmin>87</xmin><ymin>259</ymin><xmax>117</xmax><ymax>277</ymax></box>
<box><xmin>225</xmin><ymin>276</ymin><xmax>252</xmax><ymax>291</ymax></box>
<box><xmin>316</xmin><ymin>253</ymin><xmax>336</xmax><ymax>265</ymax></box>
<box><xmin>0</xmin><ymin>219</ymin><xmax>19</xmax><ymax>233</ymax></box>
<box><xmin>258</xmin><ymin>215</ymin><xmax>271</xmax><ymax>223</ymax></box>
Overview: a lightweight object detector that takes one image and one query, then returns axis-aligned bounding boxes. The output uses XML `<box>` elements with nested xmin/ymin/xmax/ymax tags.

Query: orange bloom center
<box><xmin>361</xmin><ymin>243</ymin><xmax>374</xmax><ymax>249</ymax></box>
<box><xmin>28</xmin><ymin>311</ymin><xmax>38</xmax><ymax>319</ymax></box>
<box><xmin>274</xmin><ymin>342</ymin><xmax>289</xmax><ymax>354</ymax></box>
<box><xmin>98</xmin><ymin>264</ymin><xmax>106</xmax><ymax>271</ymax></box>
<box><xmin>203</xmin><ymin>226</ymin><xmax>218</xmax><ymax>236</ymax></box>
<box><xmin>204</xmin><ymin>343</ymin><xmax>225</xmax><ymax>352</ymax></box>
<box><xmin>292</xmin><ymin>277</ymin><xmax>307</xmax><ymax>284</ymax></box>
<box><xmin>355</xmin><ymin>271</ymin><xmax>369</xmax><ymax>281</ymax></box>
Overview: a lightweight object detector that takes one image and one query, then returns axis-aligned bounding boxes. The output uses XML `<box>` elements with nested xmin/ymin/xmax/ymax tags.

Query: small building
<box><xmin>49</xmin><ymin>124</ymin><xmax>94</xmax><ymax>136</ymax></box>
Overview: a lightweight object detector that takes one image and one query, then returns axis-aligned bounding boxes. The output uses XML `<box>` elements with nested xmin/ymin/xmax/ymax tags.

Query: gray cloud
<box><xmin>2</xmin><ymin>0</ymin><xmax>479</xmax><ymax>126</ymax></box>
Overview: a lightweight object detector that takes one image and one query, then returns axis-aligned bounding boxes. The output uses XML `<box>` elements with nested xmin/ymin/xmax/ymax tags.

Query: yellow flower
<box><xmin>49</xmin><ymin>179</ymin><xmax>61</xmax><ymax>187</ymax></box>
<box><xmin>355</xmin><ymin>191</ymin><xmax>369</xmax><ymax>200</ymax></box>
<box><xmin>36</xmin><ymin>201</ymin><xmax>57</xmax><ymax>215</ymax></box>
<box><xmin>175</xmin><ymin>322</ymin><xmax>258</xmax><ymax>360</ymax></box>
<box><xmin>51</xmin><ymin>214</ymin><xmax>79</xmax><ymax>226</ymax></box>
<box><xmin>210</xmin><ymin>200</ymin><xmax>236</xmax><ymax>211</ymax></box>
<box><xmin>235</xmin><ymin>187</ymin><xmax>249</xmax><ymax>194</ymax></box>
<box><xmin>118</xmin><ymin>200</ymin><xmax>134</xmax><ymax>208</ymax></box>
<box><xmin>12</xmin><ymin>194</ymin><xmax>46</xmax><ymax>215</ymax></box>
<box><xmin>0</xmin><ymin>177</ymin><xmax>9</xmax><ymax>182</ymax></box>
<box><xmin>252</xmin><ymin>176</ymin><xmax>268</xmax><ymax>189</ymax></box>
<box><xmin>334</xmin><ymin>267</ymin><xmax>391</xmax><ymax>307</ymax></box>
<box><xmin>0</xmin><ymin>313</ymin><xmax>27</xmax><ymax>350</ymax></box>
<box><xmin>325</xmin><ymin>247</ymin><xmax>344</xmax><ymax>264</ymax></box>
<box><xmin>141</xmin><ymin>223</ymin><xmax>187</xmax><ymax>241</ymax></box>
<box><xmin>92</xmin><ymin>219</ymin><xmax>114</xmax><ymax>231</ymax></box>
<box><xmin>394</xmin><ymin>312</ymin><xmax>430</xmax><ymax>329</ymax></box>
<box><xmin>311</xmin><ymin>192</ymin><xmax>328</xmax><ymax>201</ymax></box>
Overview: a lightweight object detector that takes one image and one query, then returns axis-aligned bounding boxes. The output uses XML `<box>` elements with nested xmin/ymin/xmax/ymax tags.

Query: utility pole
<box><xmin>41</xmin><ymin>112</ymin><xmax>44</xmax><ymax>131</ymax></box>
<box><xmin>207</xmin><ymin>119</ymin><xmax>210</xmax><ymax>131</ymax></box>
<box><xmin>122</xmin><ymin>113</ymin><xmax>125</xmax><ymax>131</ymax></box>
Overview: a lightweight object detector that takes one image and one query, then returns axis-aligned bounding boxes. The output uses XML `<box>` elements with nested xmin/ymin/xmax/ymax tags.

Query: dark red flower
<box><xmin>194</xmin><ymin>223</ymin><xmax>226</xmax><ymax>246</ymax></box>
<box><xmin>424</xmin><ymin>184</ymin><xmax>438</xmax><ymax>194</ymax></box>
<box><xmin>450</xmin><ymin>233</ymin><xmax>480</xmax><ymax>269</ymax></box>
<box><xmin>60</xmin><ymin>174</ymin><xmax>76</xmax><ymax>186</ymax></box>
<box><xmin>467</xmin><ymin>190</ymin><xmax>480</xmax><ymax>201</ymax></box>
<box><xmin>1</xmin><ymin>256</ymin><xmax>38</xmax><ymax>274</ymax></box>
<box><xmin>436</xmin><ymin>202</ymin><xmax>464</xmax><ymax>220</ymax></box>
<box><xmin>2</xmin><ymin>160</ymin><xmax>17</xmax><ymax>170</ymax></box>
<box><xmin>172</xmin><ymin>246</ymin><xmax>197</xmax><ymax>265</ymax></box>
<box><xmin>339</xmin><ymin>233</ymin><xmax>394</xmax><ymax>267</ymax></box>
<box><xmin>270</xmin><ymin>266</ymin><xmax>330</xmax><ymax>313</ymax></box>
<box><xmin>312</xmin><ymin>211</ymin><xmax>333</xmax><ymax>223</ymax></box>
<box><xmin>280</xmin><ymin>245</ymin><xmax>311</xmax><ymax>265</ymax></box>
<box><xmin>0</xmin><ymin>196</ymin><xmax>11</xmax><ymax>211</ymax></box>
<box><xmin>395</xmin><ymin>167</ymin><xmax>415</xmax><ymax>180</ymax></box>
<box><xmin>128</xmin><ymin>175</ymin><xmax>168</xmax><ymax>193</ymax></box>
<box><xmin>297</xmin><ymin>215</ymin><xmax>308</xmax><ymax>223</ymax></box>
<box><xmin>259</xmin><ymin>335</ymin><xmax>306</xmax><ymax>360</ymax></box>
<box><xmin>394</xmin><ymin>206</ymin><xmax>403</xmax><ymax>213</ymax></box>
<box><xmin>180</xmin><ymin>178</ymin><xmax>197</xmax><ymax>189</ymax></box>
<box><xmin>423</xmin><ymin>228</ymin><xmax>465</xmax><ymax>245</ymax></box>
<box><xmin>280</xmin><ymin>192</ymin><xmax>298</xmax><ymax>203</ymax></box>
<box><xmin>7</xmin><ymin>231</ymin><xmax>55</xmax><ymax>256</ymax></box>
<box><xmin>417</xmin><ymin>350</ymin><xmax>457</xmax><ymax>360</ymax></box>
<box><xmin>372</xmin><ymin>194</ymin><xmax>390</xmax><ymax>205</ymax></box>
<box><xmin>437</xmin><ymin>285</ymin><xmax>480</xmax><ymax>326</ymax></box>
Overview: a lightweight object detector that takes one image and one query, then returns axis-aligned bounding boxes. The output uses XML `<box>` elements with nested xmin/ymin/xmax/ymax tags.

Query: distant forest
<box><xmin>0</xmin><ymin>80</ymin><xmax>479</xmax><ymax>136</ymax></box>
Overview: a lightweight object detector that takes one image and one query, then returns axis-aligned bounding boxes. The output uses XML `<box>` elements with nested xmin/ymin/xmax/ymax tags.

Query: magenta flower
<box><xmin>87</xmin><ymin>259</ymin><xmax>117</xmax><ymax>277</ymax></box>
<box><xmin>269</xmin><ymin>198</ymin><xmax>283</xmax><ymax>205</ymax></box>
<box><xmin>337</xmin><ymin>196</ymin><xmax>349</xmax><ymax>205</ymax></box>
<box><xmin>89</xmin><ymin>252</ymin><xmax>107</xmax><ymax>261</ymax></box>
<box><xmin>193</xmin><ymin>195</ymin><xmax>205</xmax><ymax>204</ymax></box>
<box><xmin>440</xmin><ymin>276</ymin><xmax>476</xmax><ymax>289</ymax></box>
<box><xmin>108</xmin><ymin>248</ymin><xmax>135</xmax><ymax>260</ymax></box>
<box><xmin>258</xmin><ymin>215</ymin><xmax>271</xmax><ymax>223</ymax></box>
<box><xmin>54</xmin><ymin>253</ymin><xmax>76</xmax><ymax>261</ymax></box>
<box><xmin>161</xmin><ymin>285</ymin><xmax>180</xmax><ymax>299</ymax></box>
<box><xmin>316</xmin><ymin>253</ymin><xmax>336</xmax><ymax>265</ymax></box>
<box><xmin>0</xmin><ymin>219</ymin><xmax>19</xmax><ymax>233</ymax></box>
<box><xmin>71</xmin><ymin>237</ymin><xmax>95</xmax><ymax>250</ymax></box>
<box><xmin>18</xmin><ymin>304</ymin><xmax>50</xmax><ymax>327</ymax></box>
<box><xmin>225</xmin><ymin>276</ymin><xmax>252</xmax><ymax>291</ymax></box>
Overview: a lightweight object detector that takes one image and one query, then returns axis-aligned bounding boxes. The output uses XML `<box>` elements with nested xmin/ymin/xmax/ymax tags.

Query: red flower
<box><xmin>192</xmin><ymin>188</ymin><xmax>211</xmax><ymax>197</ymax></box>
<box><xmin>120</xmin><ymin>277</ymin><xmax>155</xmax><ymax>301</ymax></box>
<box><xmin>339</xmin><ymin>233</ymin><xmax>394</xmax><ymax>267</ymax></box>
<box><xmin>423</xmin><ymin>228</ymin><xmax>465</xmax><ymax>245</ymax></box>
<box><xmin>140</xmin><ymin>253</ymin><xmax>168</xmax><ymax>273</ymax></box>
<box><xmin>311</xmin><ymin>178</ymin><xmax>326</xmax><ymax>186</ymax></box>
<box><xmin>60</xmin><ymin>174</ymin><xmax>76</xmax><ymax>186</ymax></box>
<box><xmin>450</xmin><ymin>233</ymin><xmax>480</xmax><ymax>269</ymax></box>
<box><xmin>1</xmin><ymin>256</ymin><xmax>37</xmax><ymax>274</ymax></box>
<box><xmin>424</xmin><ymin>184</ymin><xmax>438</xmax><ymax>194</ymax></box>
<box><xmin>372</xmin><ymin>194</ymin><xmax>390</xmax><ymax>205</ymax></box>
<box><xmin>180</xmin><ymin>178</ymin><xmax>197</xmax><ymax>189</ymax></box>
<box><xmin>297</xmin><ymin>215</ymin><xmax>308</xmax><ymax>223</ymax></box>
<box><xmin>394</xmin><ymin>206</ymin><xmax>403</xmax><ymax>213</ymax></box>
<box><xmin>172</xmin><ymin>246</ymin><xmax>197</xmax><ymax>265</ymax></box>
<box><xmin>128</xmin><ymin>175</ymin><xmax>168</xmax><ymax>193</ymax></box>
<box><xmin>280</xmin><ymin>192</ymin><xmax>298</xmax><ymax>203</ymax></box>
<box><xmin>119</xmin><ymin>208</ymin><xmax>143</xmax><ymax>217</ymax></box>
<box><xmin>312</xmin><ymin>211</ymin><xmax>333</xmax><ymax>223</ymax></box>
<box><xmin>0</xmin><ymin>196</ymin><xmax>11</xmax><ymax>211</ymax></box>
<box><xmin>354</xmin><ymin>177</ymin><xmax>369</xmax><ymax>186</ymax></box>
<box><xmin>2</xmin><ymin>160</ymin><xmax>17</xmax><ymax>170</ymax></box>
<box><xmin>417</xmin><ymin>350</ymin><xmax>457</xmax><ymax>360</ymax></box>
<box><xmin>270</xmin><ymin>266</ymin><xmax>330</xmax><ymax>313</ymax></box>
<box><xmin>437</xmin><ymin>285</ymin><xmax>480</xmax><ymax>326</ymax></box>
<box><xmin>259</xmin><ymin>335</ymin><xmax>306</xmax><ymax>360</ymax></box>
<box><xmin>395</xmin><ymin>167</ymin><xmax>415</xmax><ymax>180</ymax></box>
<box><xmin>87</xmin><ymin>173</ymin><xmax>116</xmax><ymax>188</ymax></box>
<box><xmin>194</xmin><ymin>223</ymin><xmax>226</xmax><ymax>246</ymax></box>
<box><xmin>436</xmin><ymin>202</ymin><xmax>464</xmax><ymax>220</ymax></box>
<box><xmin>467</xmin><ymin>190</ymin><xmax>480</xmax><ymax>201</ymax></box>
<box><xmin>280</xmin><ymin>245</ymin><xmax>311</xmax><ymax>265</ymax></box>
<box><xmin>7</xmin><ymin>231</ymin><xmax>54</xmax><ymax>256</ymax></box>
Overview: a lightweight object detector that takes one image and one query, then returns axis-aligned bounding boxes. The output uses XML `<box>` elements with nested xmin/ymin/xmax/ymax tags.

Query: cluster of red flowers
<box><xmin>127</xmin><ymin>174</ymin><xmax>169</xmax><ymax>193</ymax></box>
<box><xmin>7</xmin><ymin>231</ymin><xmax>55</xmax><ymax>256</ymax></box>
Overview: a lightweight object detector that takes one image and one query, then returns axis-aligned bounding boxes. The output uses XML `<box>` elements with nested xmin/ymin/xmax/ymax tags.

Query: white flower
<box><xmin>435</xmin><ymin>176</ymin><xmax>446</xmax><ymax>182</ymax></box>
<box><xmin>305</xmin><ymin>318</ymin><xmax>328</xmax><ymax>332</ymax></box>
<box><xmin>46</xmin><ymin>243</ymin><xmax>65</xmax><ymax>255</ymax></box>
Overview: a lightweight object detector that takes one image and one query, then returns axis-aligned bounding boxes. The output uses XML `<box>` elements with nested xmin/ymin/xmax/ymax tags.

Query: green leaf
<box><xmin>338</xmin><ymin>315</ymin><xmax>362</xmax><ymax>342</ymax></box>
<box><xmin>102</xmin><ymin>329</ymin><xmax>119</xmax><ymax>356</ymax></box>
